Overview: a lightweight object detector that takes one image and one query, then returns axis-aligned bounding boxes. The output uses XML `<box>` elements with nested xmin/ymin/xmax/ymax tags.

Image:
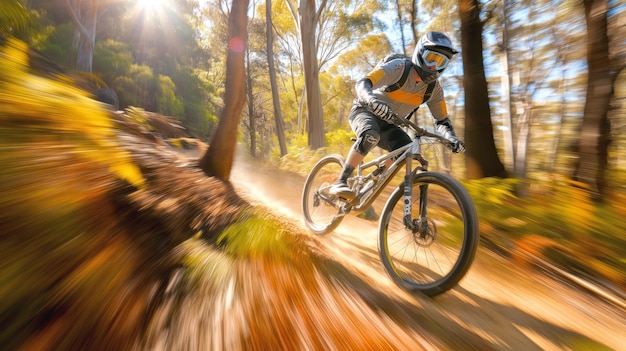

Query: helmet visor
<box><xmin>421</xmin><ymin>49</ymin><xmax>450</xmax><ymax>71</ymax></box>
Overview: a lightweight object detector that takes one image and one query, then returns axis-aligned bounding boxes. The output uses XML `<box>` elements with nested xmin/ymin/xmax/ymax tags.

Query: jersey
<box><xmin>361</xmin><ymin>58</ymin><xmax>448</xmax><ymax>120</ymax></box>
<box><xmin>376</xmin><ymin>54</ymin><xmax>434</xmax><ymax>100</ymax></box>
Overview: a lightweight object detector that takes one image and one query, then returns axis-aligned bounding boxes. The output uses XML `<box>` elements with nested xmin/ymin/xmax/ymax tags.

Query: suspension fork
<box><xmin>402</xmin><ymin>142</ymin><xmax>429</xmax><ymax>231</ymax></box>
<box><xmin>403</xmin><ymin>154</ymin><xmax>416</xmax><ymax>230</ymax></box>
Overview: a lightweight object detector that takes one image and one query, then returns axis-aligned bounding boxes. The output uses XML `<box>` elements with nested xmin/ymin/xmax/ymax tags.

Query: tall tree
<box><xmin>409</xmin><ymin>0</ymin><xmax>418</xmax><ymax>45</ymax></box>
<box><xmin>392</xmin><ymin>0</ymin><xmax>418</xmax><ymax>51</ymax></box>
<box><xmin>572</xmin><ymin>0</ymin><xmax>624</xmax><ymax>200</ymax></box>
<box><xmin>65</xmin><ymin>0</ymin><xmax>98</xmax><ymax>72</ymax></box>
<box><xmin>245</xmin><ymin>0</ymin><xmax>260</xmax><ymax>157</ymax></box>
<box><xmin>394</xmin><ymin>0</ymin><xmax>408</xmax><ymax>53</ymax></box>
<box><xmin>245</xmin><ymin>34</ymin><xmax>257</xmax><ymax>157</ymax></box>
<box><xmin>283</xmin><ymin>0</ymin><xmax>382</xmax><ymax>149</ymax></box>
<box><xmin>266</xmin><ymin>0</ymin><xmax>287</xmax><ymax>156</ymax></box>
<box><xmin>296</xmin><ymin>0</ymin><xmax>325</xmax><ymax>149</ymax></box>
<box><xmin>497</xmin><ymin>0</ymin><xmax>515</xmax><ymax>173</ymax></box>
<box><xmin>458</xmin><ymin>0</ymin><xmax>507</xmax><ymax>179</ymax></box>
<box><xmin>504</xmin><ymin>0</ymin><xmax>562</xmax><ymax>192</ymax></box>
<box><xmin>199</xmin><ymin>0</ymin><xmax>249</xmax><ymax>179</ymax></box>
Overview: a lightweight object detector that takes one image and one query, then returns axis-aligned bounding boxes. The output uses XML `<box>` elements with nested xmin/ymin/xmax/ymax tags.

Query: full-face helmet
<box><xmin>412</xmin><ymin>31</ymin><xmax>459</xmax><ymax>84</ymax></box>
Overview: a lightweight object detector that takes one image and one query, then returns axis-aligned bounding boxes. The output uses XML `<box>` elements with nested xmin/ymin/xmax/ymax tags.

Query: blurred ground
<box><xmin>5</xmin><ymin>35</ymin><xmax>624</xmax><ymax>349</ymax></box>
<box><xmin>230</xmin><ymin>146</ymin><xmax>626</xmax><ymax>351</ymax></box>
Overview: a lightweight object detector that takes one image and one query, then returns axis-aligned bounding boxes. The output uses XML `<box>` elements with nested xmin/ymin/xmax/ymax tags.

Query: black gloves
<box><xmin>435</xmin><ymin>117</ymin><xmax>465</xmax><ymax>153</ymax></box>
<box><xmin>367</xmin><ymin>97</ymin><xmax>393</xmax><ymax>121</ymax></box>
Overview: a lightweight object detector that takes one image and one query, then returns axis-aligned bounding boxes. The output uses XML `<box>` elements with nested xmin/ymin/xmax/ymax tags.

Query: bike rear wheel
<box><xmin>302</xmin><ymin>155</ymin><xmax>346</xmax><ymax>234</ymax></box>
<box><xmin>378</xmin><ymin>172</ymin><xmax>479</xmax><ymax>296</ymax></box>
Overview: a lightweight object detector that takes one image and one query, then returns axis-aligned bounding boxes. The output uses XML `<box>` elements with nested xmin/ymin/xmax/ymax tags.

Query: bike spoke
<box><xmin>302</xmin><ymin>156</ymin><xmax>346</xmax><ymax>234</ymax></box>
<box><xmin>379</xmin><ymin>173</ymin><xmax>478</xmax><ymax>296</ymax></box>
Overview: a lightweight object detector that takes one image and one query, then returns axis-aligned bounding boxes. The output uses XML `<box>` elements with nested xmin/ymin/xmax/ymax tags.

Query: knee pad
<box><xmin>353</xmin><ymin>130</ymin><xmax>380</xmax><ymax>155</ymax></box>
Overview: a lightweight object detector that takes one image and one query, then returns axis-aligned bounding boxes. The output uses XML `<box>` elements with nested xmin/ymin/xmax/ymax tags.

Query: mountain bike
<box><xmin>301</xmin><ymin>113</ymin><xmax>479</xmax><ymax>296</ymax></box>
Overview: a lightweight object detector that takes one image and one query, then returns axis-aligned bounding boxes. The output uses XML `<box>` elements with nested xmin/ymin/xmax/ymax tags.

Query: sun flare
<box><xmin>137</xmin><ymin>0</ymin><xmax>167</xmax><ymax>13</ymax></box>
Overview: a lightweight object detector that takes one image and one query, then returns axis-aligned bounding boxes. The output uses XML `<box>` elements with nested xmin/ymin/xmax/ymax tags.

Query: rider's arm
<box><xmin>356</xmin><ymin>60</ymin><xmax>407</xmax><ymax>104</ymax></box>
<box><xmin>427</xmin><ymin>84</ymin><xmax>465</xmax><ymax>153</ymax></box>
<box><xmin>425</xmin><ymin>83</ymin><xmax>448</xmax><ymax>122</ymax></box>
<box><xmin>355</xmin><ymin>78</ymin><xmax>375</xmax><ymax>103</ymax></box>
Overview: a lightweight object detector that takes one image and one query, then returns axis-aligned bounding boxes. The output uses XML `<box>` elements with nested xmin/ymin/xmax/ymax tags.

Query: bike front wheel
<box><xmin>302</xmin><ymin>154</ymin><xmax>346</xmax><ymax>234</ymax></box>
<box><xmin>378</xmin><ymin>172</ymin><xmax>479</xmax><ymax>296</ymax></box>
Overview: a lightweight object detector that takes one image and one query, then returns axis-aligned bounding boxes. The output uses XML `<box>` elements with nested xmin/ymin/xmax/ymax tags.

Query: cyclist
<box><xmin>329</xmin><ymin>31</ymin><xmax>465</xmax><ymax>199</ymax></box>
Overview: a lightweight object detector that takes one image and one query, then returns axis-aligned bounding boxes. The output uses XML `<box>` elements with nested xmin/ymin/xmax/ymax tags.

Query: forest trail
<box><xmin>230</xmin><ymin>147</ymin><xmax>626</xmax><ymax>351</ymax></box>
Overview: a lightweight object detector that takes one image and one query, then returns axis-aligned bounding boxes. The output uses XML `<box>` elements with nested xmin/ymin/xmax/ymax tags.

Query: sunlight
<box><xmin>137</xmin><ymin>0</ymin><xmax>167</xmax><ymax>14</ymax></box>
<box><xmin>138</xmin><ymin>0</ymin><xmax>166</xmax><ymax>9</ymax></box>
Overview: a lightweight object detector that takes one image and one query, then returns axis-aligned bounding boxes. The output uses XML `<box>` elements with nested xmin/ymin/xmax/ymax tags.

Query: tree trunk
<box><xmin>246</xmin><ymin>43</ymin><xmax>256</xmax><ymax>158</ymax></box>
<box><xmin>299</xmin><ymin>0</ymin><xmax>325</xmax><ymax>149</ymax></box>
<box><xmin>458</xmin><ymin>0</ymin><xmax>507</xmax><ymax>179</ymax></box>
<box><xmin>410</xmin><ymin>0</ymin><xmax>418</xmax><ymax>45</ymax></box>
<box><xmin>514</xmin><ymin>101</ymin><xmax>531</xmax><ymax>179</ymax></box>
<box><xmin>394</xmin><ymin>0</ymin><xmax>407</xmax><ymax>53</ymax></box>
<box><xmin>572</xmin><ymin>0</ymin><xmax>615</xmax><ymax>201</ymax></box>
<box><xmin>548</xmin><ymin>68</ymin><xmax>568</xmax><ymax>174</ymax></box>
<box><xmin>514</xmin><ymin>100</ymin><xmax>533</xmax><ymax>196</ymax></box>
<box><xmin>499</xmin><ymin>0</ymin><xmax>515</xmax><ymax>173</ymax></box>
<box><xmin>266</xmin><ymin>0</ymin><xmax>287</xmax><ymax>156</ymax></box>
<box><xmin>199</xmin><ymin>0</ymin><xmax>249</xmax><ymax>180</ymax></box>
<box><xmin>66</xmin><ymin>0</ymin><xmax>97</xmax><ymax>72</ymax></box>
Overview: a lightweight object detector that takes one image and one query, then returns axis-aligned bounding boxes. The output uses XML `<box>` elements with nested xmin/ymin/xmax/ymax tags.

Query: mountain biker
<box><xmin>329</xmin><ymin>31</ymin><xmax>465</xmax><ymax>199</ymax></box>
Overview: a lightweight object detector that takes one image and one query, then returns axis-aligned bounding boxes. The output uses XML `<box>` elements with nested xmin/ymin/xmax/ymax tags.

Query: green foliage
<box><xmin>277</xmin><ymin>142</ymin><xmax>331</xmax><ymax>176</ymax></box>
<box><xmin>15</xmin><ymin>0</ymin><xmax>220</xmax><ymax>141</ymax></box>
<box><xmin>155</xmin><ymin>75</ymin><xmax>185</xmax><ymax>117</ymax></box>
<box><xmin>93</xmin><ymin>39</ymin><xmax>133</xmax><ymax>84</ymax></box>
<box><xmin>465</xmin><ymin>177</ymin><xmax>626</xmax><ymax>289</ymax></box>
<box><xmin>113</xmin><ymin>64</ymin><xmax>153</xmax><ymax>108</ymax></box>
<box><xmin>125</xmin><ymin>106</ymin><xmax>153</xmax><ymax>131</ymax></box>
<box><xmin>178</xmin><ymin>237</ymin><xmax>235</xmax><ymax>289</ymax></box>
<box><xmin>324</xmin><ymin>128</ymin><xmax>354</xmax><ymax>156</ymax></box>
<box><xmin>110</xmin><ymin>65</ymin><xmax>183</xmax><ymax>119</ymax></box>
<box><xmin>171</xmin><ymin>66</ymin><xmax>218</xmax><ymax>138</ymax></box>
<box><xmin>0</xmin><ymin>0</ymin><xmax>31</xmax><ymax>36</ymax></box>
<box><xmin>0</xmin><ymin>38</ymin><xmax>151</xmax><ymax>347</ymax></box>
<box><xmin>216</xmin><ymin>210</ymin><xmax>295</xmax><ymax>261</ymax></box>
<box><xmin>31</xmin><ymin>23</ymin><xmax>74</xmax><ymax>66</ymax></box>
<box><xmin>0</xmin><ymin>37</ymin><xmax>144</xmax><ymax>187</ymax></box>
<box><xmin>331</xmin><ymin>34</ymin><xmax>393</xmax><ymax>77</ymax></box>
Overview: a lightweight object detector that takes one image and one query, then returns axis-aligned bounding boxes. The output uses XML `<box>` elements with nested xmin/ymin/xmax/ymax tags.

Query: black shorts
<box><xmin>348</xmin><ymin>106</ymin><xmax>411</xmax><ymax>152</ymax></box>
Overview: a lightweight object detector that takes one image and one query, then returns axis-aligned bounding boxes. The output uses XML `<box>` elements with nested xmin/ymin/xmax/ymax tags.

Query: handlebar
<box><xmin>387</xmin><ymin>112</ymin><xmax>453</xmax><ymax>146</ymax></box>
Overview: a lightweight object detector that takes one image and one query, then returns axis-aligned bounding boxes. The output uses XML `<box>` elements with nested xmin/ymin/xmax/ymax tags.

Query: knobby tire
<box><xmin>378</xmin><ymin>172</ymin><xmax>479</xmax><ymax>296</ymax></box>
<box><xmin>302</xmin><ymin>155</ymin><xmax>346</xmax><ymax>235</ymax></box>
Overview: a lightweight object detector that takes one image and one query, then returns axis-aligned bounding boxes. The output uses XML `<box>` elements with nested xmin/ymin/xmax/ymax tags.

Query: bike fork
<box><xmin>403</xmin><ymin>156</ymin><xmax>415</xmax><ymax>230</ymax></box>
<box><xmin>403</xmin><ymin>154</ymin><xmax>428</xmax><ymax>232</ymax></box>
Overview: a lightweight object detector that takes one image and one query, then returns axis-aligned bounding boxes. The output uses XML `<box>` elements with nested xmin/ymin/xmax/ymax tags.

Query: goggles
<box><xmin>421</xmin><ymin>49</ymin><xmax>450</xmax><ymax>71</ymax></box>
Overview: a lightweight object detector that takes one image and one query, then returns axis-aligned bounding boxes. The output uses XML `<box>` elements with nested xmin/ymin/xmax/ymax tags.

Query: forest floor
<box><xmin>6</xmin><ymin>115</ymin><xmax>626</xmax><ymax>350</ymax></box>
<box><xmin>227</xmin><ymin>144</ymin><xmax>626</xmax><ymax>351</ymax></box>
<box><xmin>5</xmin><ymin>35</ymin><xmax>624</xmax><ymax>348</ymax></box>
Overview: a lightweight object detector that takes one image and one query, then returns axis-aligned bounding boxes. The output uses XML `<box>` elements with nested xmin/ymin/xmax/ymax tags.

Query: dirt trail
<box><xmin>231</xmin><ymin>149</ymin><xmax>626</xmax><ymax>351</ymax></box>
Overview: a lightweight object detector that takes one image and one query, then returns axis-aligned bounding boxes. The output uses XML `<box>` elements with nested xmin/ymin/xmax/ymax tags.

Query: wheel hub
<box><xmin>412</xmin><ymin>217</ymin><xmax>437</xmax><ymax>246</ymax></box>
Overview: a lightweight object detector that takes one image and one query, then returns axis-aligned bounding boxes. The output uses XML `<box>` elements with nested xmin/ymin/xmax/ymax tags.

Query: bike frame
<box><xmin>304</xmin><ymin>115</ymin><xmax>477</xmax><ymax>296</ymax></box>
<box><xmin>347</xmin><ymin>131</ymin><xmax>430</xmax><ymax>217</ymax></box>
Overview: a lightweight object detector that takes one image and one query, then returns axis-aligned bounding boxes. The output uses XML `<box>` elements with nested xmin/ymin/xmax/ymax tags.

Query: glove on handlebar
<box><xmin>436</xmin><ymin>117</ymin><xmax>466</xmax><ymax>153</ymax></box>
<box><xmin>367</xmin><ymin>97</ymin><xmax>393</xmax><ymax>122</ymax></box>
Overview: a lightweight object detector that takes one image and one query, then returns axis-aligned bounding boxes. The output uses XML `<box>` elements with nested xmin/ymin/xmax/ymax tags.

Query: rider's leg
<box><xmin>330</xmin><ymin>107</ymin><xmax>382</xmax><ymax>197</ymax></box>
<box><xmin>378</xmin><ymin>123</ymin><xmax>412</xmax><ymax>169</ymax></box>
<box><xmin>345</xmin><ymin>147</ymin><xmax>365</xmax><ymax>168</ymax></box>
<box><xmin>329</xmin><ymin>130</ymin><xmax>378</xmax><ymax>197</ymax></box>
<box><xmin>338</xmin><ymin>148</ymin><xmax>364</xmax><ymax>182</ymax></box>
